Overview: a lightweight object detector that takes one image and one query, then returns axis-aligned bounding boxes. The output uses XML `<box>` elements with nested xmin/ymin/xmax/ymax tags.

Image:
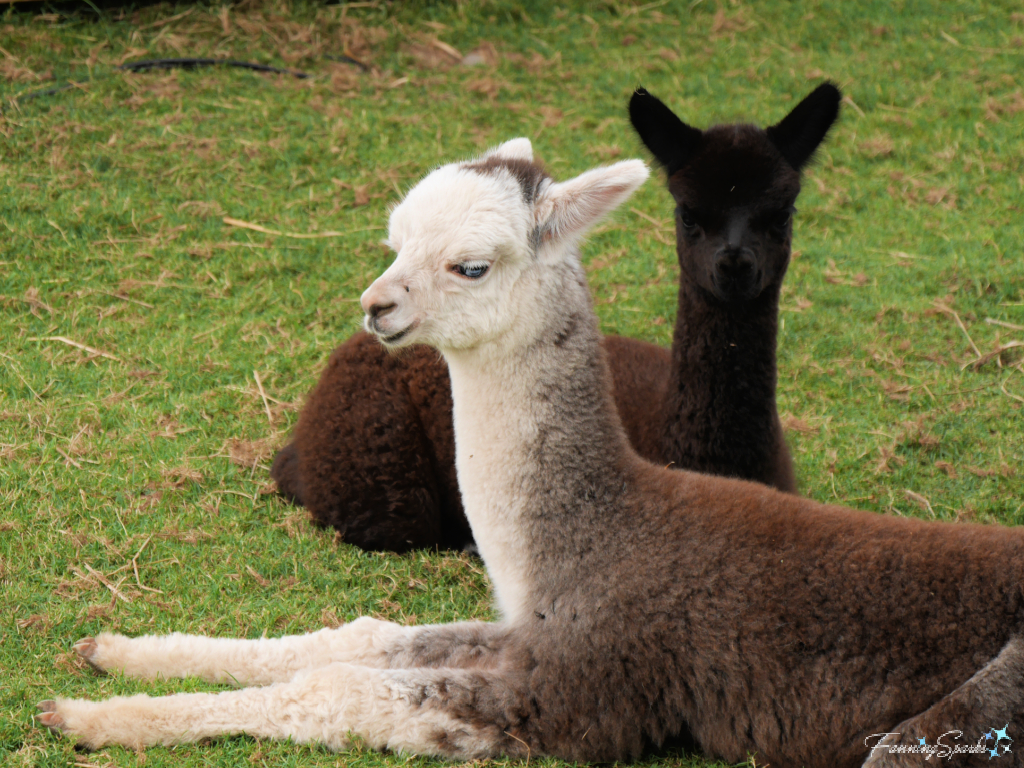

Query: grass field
<box><xmin>1</xmin><ymin>0</ymin><xmax>1022</xmax><ymax>766</ymax></box>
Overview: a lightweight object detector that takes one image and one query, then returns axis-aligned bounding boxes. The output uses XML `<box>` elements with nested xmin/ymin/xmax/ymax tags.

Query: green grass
<box><xmin>1</xmin><ymin>0</ymin><xmax>1023</xmax><ymax>766</ymax></box>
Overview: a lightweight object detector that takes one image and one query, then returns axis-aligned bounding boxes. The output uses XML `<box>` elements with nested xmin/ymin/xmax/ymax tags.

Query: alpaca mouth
<box><xmin>712</xmin><ymin>272</ymin><xmax>763</xmax><ymax>303</ymax></box>
<box><xmin>380</xmin><ymin>325</ymin><xmax>415</xmax><ymax>345</ymax></box>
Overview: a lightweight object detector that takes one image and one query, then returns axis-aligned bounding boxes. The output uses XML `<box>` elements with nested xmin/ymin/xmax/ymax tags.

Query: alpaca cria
<box><xmin>270</xmin><ymin>85</ymin><xmax>842</xmax><ymax>552</ymax></box>
<box><xmin>40</xmin><ymin>143</ymin><xmax>1024</xmax><ymax>768</ymax></box>
<box><xmin>628</xmin><ymin>83</ymin><xmax>844</xmax><ymax>490</ymax></box>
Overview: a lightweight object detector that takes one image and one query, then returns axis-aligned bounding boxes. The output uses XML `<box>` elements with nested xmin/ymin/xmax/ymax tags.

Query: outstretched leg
<box><xmin>76</xmin><ymin>618</ymin><xmax>508</xmax><ymax>685</ymax></box>
<box><xmin>38</xmin><ymin>662</ymin><xmax>533</xmax><ymax>758</ymax></box>
<box><xmin>862</xmin><ymin>637</ymin><xmax>1024</xmax><ymax>767</ymax></box>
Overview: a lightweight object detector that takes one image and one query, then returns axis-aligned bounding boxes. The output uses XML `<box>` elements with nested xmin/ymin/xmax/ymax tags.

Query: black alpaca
<box><xmin>628</xmin><ymin>82</ymin><xmax>840</xmax><ymax>489</ymax></box>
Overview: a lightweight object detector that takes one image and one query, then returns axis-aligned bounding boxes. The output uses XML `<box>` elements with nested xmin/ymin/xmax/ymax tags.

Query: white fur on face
<box><xmin>361</xmin><ymin>163</ymin><xmax>535</xmax><ymax>352</ymax></box>
<box><xmin>360</xmin><ymin>139</ymin><xmax>649</xmax><ymax>358</ymax></box>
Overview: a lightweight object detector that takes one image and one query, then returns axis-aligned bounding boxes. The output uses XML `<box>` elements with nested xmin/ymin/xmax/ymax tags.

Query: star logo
<box><xmin>987</xmin><ymin>724</ymin><xmax>1012</xmax><ymax>760</ymax></box>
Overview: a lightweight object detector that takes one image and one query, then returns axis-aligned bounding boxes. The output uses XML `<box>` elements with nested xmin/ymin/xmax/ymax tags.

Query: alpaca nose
<box><xmin>368</xmin><ymin>301</ymin><xmax>396</xmax><ymax>320</ymax></box>
<box><xmin>367</xmin><ymin>302</ymin><xmax>397</xmax><ymax>333</ymax></box>
<box><xmin>712</xmin><ymin>248</ymin><xmax>760</xmax><ymax>299</ymax></box>
<box><xmin>714</xmin><ymin>249</ymin><xmax>756</xmax><ymax>281</ymax></box>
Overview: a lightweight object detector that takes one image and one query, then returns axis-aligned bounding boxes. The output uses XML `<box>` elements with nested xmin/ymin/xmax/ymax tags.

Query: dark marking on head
<box><xmin>464</xmin><ymin>156</ymin><xmax>549</xmax><ymax>205</ymax></box>
<box><xmin>528</xmin><ymin>225</ymin><xmax>542</xmax><ymax>254</ymax></box>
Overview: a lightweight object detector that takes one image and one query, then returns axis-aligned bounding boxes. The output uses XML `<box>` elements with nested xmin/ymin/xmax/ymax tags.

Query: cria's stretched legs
<box><xmin>38</xmin><ymin>662</ymin><xmax>532</xmax><ymax>757</ymax></box>
<box><xmin>862</xmin><ymin>637</ymin><xmax>1024</xmax><ymax>768</ymax></box>
<box><xmin>75</xmin><ymin>618</ymin><xmax>507</xmax><ymax>685</ymax></box>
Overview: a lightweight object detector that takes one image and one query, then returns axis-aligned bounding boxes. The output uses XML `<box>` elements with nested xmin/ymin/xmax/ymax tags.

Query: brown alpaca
<box><xmin>269</xmin><ymin>85</ymin><xmax>844</xmax><ymax>552</ymax></box>
<box><xmin>40</xmin><ymin>141</ymin><xmax>1023</xmax><ymax>768</ymax></box>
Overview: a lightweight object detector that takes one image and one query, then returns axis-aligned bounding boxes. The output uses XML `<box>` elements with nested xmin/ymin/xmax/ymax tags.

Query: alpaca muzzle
<box><xmin>712</xmin><ymin>247</ymin><xmax>761</xmax><ymax>300</ymax></box>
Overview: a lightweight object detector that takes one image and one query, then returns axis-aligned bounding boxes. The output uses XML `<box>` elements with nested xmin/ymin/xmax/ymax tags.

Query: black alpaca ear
<box><xmin>765</xmin><ymin>82</ymin><xmax>842</xmax><ymax>172</ymax></box>
<box><xmin>629</xmin><ymin>88</ymin><xmax>702</xmax><ymax>176</ymax></box>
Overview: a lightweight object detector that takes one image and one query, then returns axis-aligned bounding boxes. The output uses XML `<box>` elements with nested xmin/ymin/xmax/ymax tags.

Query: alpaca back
<box><xmin>614</xmin><ymin>465</ymin><xmax>1024</xmax><ymax>765</ymax></box>
<box><xmin>273</xmin><ymin>333</ymin><xmax>466</xmax><ymax>551</ymax></box>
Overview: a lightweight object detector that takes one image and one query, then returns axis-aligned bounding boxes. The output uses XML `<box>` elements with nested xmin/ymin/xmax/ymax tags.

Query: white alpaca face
<box><xmin>361</xmin><ymin>158</ymin><xmax>537</xmax><ymax>352</ymax></box>
<box><xmin>361</xmin><ymin>139</ymin><xmax>650</xmax><ymax>353</ymax></box>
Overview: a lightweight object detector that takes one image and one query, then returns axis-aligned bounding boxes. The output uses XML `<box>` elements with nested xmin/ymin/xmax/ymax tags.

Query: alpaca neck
<box><xmin>442</xmin><ymin>261</ymin><xmax>632</xmax><ymax>625</ymax></box>
<box><xmin>663</xmin><ymin>274</ymin><xmax>782</xmax><ymax>483</ymax></box>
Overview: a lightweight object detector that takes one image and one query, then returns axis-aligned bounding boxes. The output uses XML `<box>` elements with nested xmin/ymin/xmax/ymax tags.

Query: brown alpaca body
<box><xmin>272</xmin><ymin>331</ymin><xmax>685</xmax><ymax>552</ymax></box>
<box><xmin>478</xmin><ymin>473</ymin><xmax>1024</xmax><ymax>767</ymax></box>
<box><xmin>407</xmin><ymin>463</ymin><xmax>1024</xmax><ymax>766</ymax></box>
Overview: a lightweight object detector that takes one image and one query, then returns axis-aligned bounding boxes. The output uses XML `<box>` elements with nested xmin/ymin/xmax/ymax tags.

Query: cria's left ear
<box><xmin>535</xmin><ymin>160</ymin><xmax>649</xmax><ymax>244</ymax></box>
<box><xmin>766</xmin><ymin>81</ymin><xmax>842</xmax><ymax>172</ymax></box>
<box><xmin>481</xmin><ymin>137</ymin><xmax>533</xmax><ymax>163</ymax></box>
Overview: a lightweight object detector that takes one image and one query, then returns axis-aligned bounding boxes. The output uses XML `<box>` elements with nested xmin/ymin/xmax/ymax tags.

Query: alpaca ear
<box><xmin>766</xmin><ymin>82</ymin><xmax>842</xmax><ymax>172</ymax></box>
<box><xmin>629</xmin><ymin>88</ymin><xmax>703</xmax><ymax>176</ymax></box>
<box><xmin>535</xmin><ymin>160</ymin><xmax>649</xmax><ymax>244</ymax></box>
<box><xmin>481</xmin><ymin>137</ymin><xmax>533</xmax><ymax>163</ymax></box>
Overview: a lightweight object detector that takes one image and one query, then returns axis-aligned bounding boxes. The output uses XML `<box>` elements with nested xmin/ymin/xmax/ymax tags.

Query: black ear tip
<box><xmin>629</xmin><ymin>87</ymin><xmax>654</xmax><ymax>112</ymax></box>
<box><xmin>812</xmin><ymin>81</ymin><xmax>843</xmax><ymax>107</ymax></box>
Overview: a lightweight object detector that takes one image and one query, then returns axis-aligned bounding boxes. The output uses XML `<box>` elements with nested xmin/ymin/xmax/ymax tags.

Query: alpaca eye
<box><xmin>771</xmin><ymin>210</ymin><xmax>792</xmax><ymax>230</ymax></box>
<box><xmin>679</xmin><ymin>206</ymin><xmax>698</xmax><ymax>229</ymax></box>
<box><xmin>452</xmin><ymin>262</ymin><xmax>489</xmax><ymax>279</ymax></box>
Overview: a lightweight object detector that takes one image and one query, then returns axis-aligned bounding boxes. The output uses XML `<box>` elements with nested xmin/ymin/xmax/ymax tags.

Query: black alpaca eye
<box><xmin>679</xmin><ymin>206</ymin><xmax>697</xmax><ymax>229</ymax></box>
<box><xmin>452</xmin><ymin>262</ymin><xmax>489</xmax><ymax>279</ymax></box>
<box><xmin>771</xmin><ymin>210</ymin><xmax>792</xmax><ymax>230</ymax></box>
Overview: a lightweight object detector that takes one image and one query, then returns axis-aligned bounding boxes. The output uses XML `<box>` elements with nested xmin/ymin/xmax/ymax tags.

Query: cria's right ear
<box><xmin>629</xmin><ymin>88</ymin><xmax>703</xmax><ymax>176</ymax></box>
<box><xmin>766</xmin><ymin>82</ymin><xmax>842</xmax><ymax>172</ymax></box>
<box><xmin>535</xmin><ymin>160</ymin><xmax>649</xmax><ymax>244</ymax></box>
<box><xmin>481</xmin><ymin>137</ymin><xmax>533</xmax><ymax>163</ymax></box>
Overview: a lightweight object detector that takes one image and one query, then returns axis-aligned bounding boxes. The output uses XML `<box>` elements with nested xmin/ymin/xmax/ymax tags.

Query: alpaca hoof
<box><xmin>73</xmin><ymin>638</ymin><xmax>109</xmax><ymax>671</ymax></box>
<box><xmin>73</xmin><ymin>637</ymin><xmax>96</xmax><ymax>659</ymax></box>
<box><xmin>37</xmin><ymin>701</ymin><xmax>65</xmax><ymax>732</ymax></box>
<box><xmin>73</xmin><ymin>637</ymin><xmax>106</xmax><ymax>674</ymax></box>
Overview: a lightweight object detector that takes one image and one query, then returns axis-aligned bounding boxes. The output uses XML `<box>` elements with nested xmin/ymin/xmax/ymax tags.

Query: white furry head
<box><xmin>360</xmin><ymin>139</ymin><xmax>649</xmax><ymax>354</ymax></box>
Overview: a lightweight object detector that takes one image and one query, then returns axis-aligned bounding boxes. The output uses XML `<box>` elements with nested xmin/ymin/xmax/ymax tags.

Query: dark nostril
<box><xmin>368</xmin><ymin>302</ymin><xmax>396</xmax><ymax>319</ymax></box>
<box><xmin>715</xmin><ymin>251</ymin><xmax>755</xmax><ymax>277</ymax></box>
<box><xmin>717</xmin><ymin>260</ymin><xmax>751</xmax><ymax>276</ymax></box>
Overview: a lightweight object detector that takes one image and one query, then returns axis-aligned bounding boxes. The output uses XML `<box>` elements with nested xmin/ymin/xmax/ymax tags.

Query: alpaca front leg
<box><xmin>76</xmin><ymin>618</ymin><xmax>506</xmax><ymax>685</ymax></box>
<box><xmin>38</xmin><ymin>680</ymin><xmax>349</xmax><ymax>751</ymax></box>
<box><xmin>39</xmin><ymin>663</ymin><xmax>532</xmax><ymax>759</ymax></box>
<box><xmin>75</xmin><ymin>618</ymin><xmax>412</xmax><ymax>685</ymax></box>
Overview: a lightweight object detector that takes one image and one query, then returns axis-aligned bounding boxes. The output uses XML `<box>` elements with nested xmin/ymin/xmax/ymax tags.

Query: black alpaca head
<box><xmin>629</xmin><ymin>83</ymin><xmax>841</xmax><ymax>303</ymax></box>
